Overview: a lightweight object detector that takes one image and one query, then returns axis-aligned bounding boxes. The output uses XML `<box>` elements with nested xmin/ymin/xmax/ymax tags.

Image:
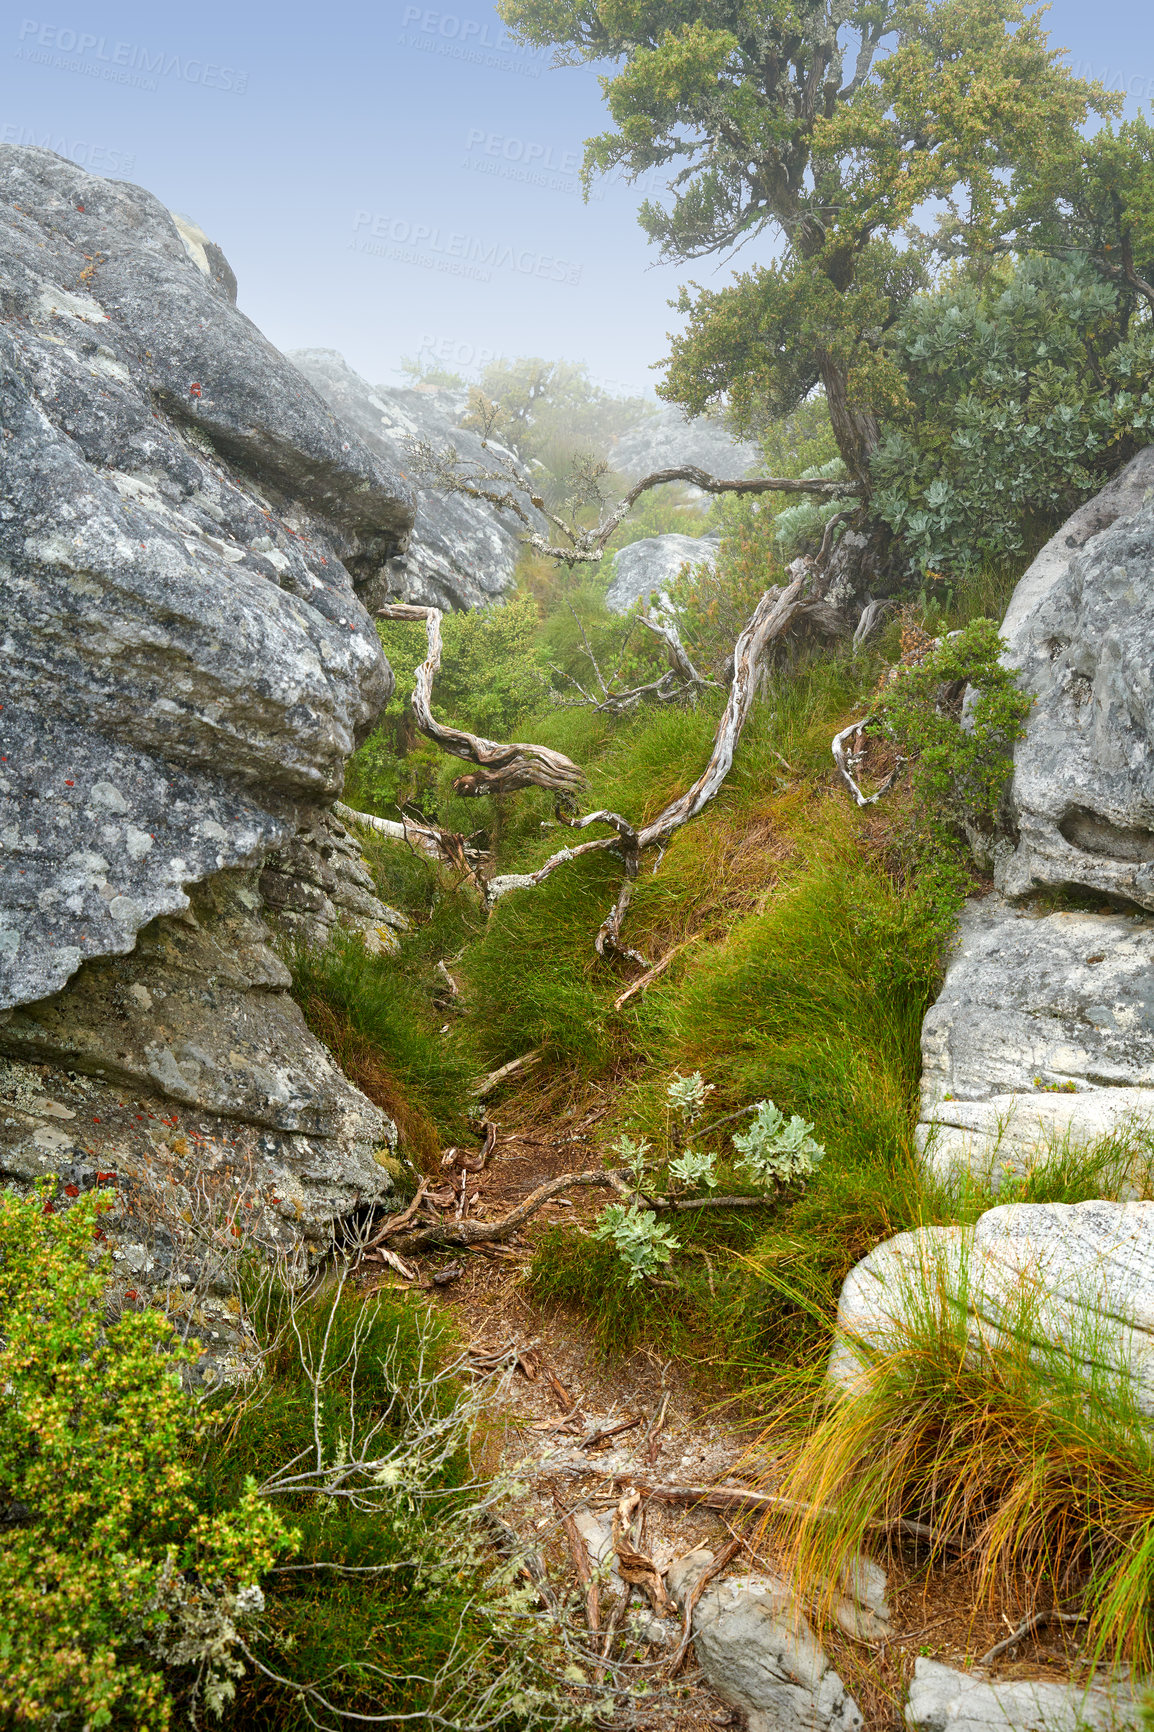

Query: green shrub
<box><xmin>0</xmin><ymin>1186</ymin><xmax>288</xmax><ymax>1729</ymax></box>
<box><xmin>878</xmin><ymin>618</ymin><xmax>1031</xmax><ymax>829</ymax></box>
<box><xmin>872</xmin><ymin>254</ymin><xmax>1154</xmax><ymax>576</ymax></box>
<box><xmin>204</xmin><ymin>1270</ymin><xmax>571</xmax><ymax>1729</ymax></box>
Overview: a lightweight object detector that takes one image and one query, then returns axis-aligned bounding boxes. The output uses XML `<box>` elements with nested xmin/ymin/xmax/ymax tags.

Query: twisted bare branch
<box><xmin>378</xmin><ymin>604</ymin><xmax>585</xmax><ymax>798</ymax></box>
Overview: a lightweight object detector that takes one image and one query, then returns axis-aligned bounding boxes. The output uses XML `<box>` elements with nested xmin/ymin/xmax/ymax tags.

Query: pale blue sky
<box><xmin>1</xmin><ymin>0</ymin><xmax>1150</xmax><ymax>396</ymax></box>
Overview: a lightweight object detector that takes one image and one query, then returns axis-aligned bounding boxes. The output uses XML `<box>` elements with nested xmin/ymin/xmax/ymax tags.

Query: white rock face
<box><xmin>666</xmin><ymin>1550</ymin><xmax>863</xmax><ymax>1732</ymax></box>
<box><xmin>610</xmin><ymin>403</ymin><xmax>759</xmax><ymax>481</ymax></box>
<box><xmin>830</xmin><ymin>1200</ymin><xmax>1154</xmax><ymax>1415</ymax></box>
<box><xmin>997</xmin><ymin>445</ymin><xmax>1154</xmax><ymax>909</ymax></box>
<box><xmin>605</xmin><ymin>531</ymin><xmax>719</xmax><ymax>614</ymax></box>
<box><xmin>905</xmin><ymin>1657</ymin><xmax>1146</xmax><ymax>1730</ymax></box>
<box><xmin>917</xmin><ymin>898</ymin><xmax>1154</xmax><ymax>1185</ymax></box>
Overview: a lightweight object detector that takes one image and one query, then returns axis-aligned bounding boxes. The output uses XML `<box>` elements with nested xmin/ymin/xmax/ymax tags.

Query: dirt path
<box><xmin>357</xmin><ymin>1096</ymin><xmax>1095</xmax><ymax>1729</ymax></box>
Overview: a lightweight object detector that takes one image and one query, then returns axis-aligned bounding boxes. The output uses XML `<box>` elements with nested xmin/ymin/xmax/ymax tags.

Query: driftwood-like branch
<box><xmin>487</xmin><ymin>575</ymin><xmax>823</xmax><ymax>961</ymax></box>
<box><xmin>407</xmin><ymin>439</ymin><xmax>863</xmax><ymax>571</ymax></box>
<box><xmin>831</xmin><ymin>718</ymin><xmax>904</xmax><ymax>809</ymax></box>
<box><xmin>470</xmin><ymin>1052</ymin><xmax>540</xmax><ymax>1098</ymax></box>
<box><xmin>978</xmin><ymin>1608</ymin><xmax>1087</xmax><ymax>1666</ymax></box>
<box><xmin>388</xmin><ymin>1167</ymin><xmax>773</xmax><ymax>1256</ymax></box>
<box><xmin>378</xmin><ymin>604</ymin><xmax>585</xmax><ymax>798</ymax></box>
<box><xmin>333</xmin><ymin>802</ymin><xmax>485</xmax><ymax>874</ymax></box>
<box><xmin>613</xmin><ymin>936</ymin><xmax>701</xmax><ymax>1010</ymax></box>
<box><xmin>389</xmin><ymin>1168</ymin><xmax>619</xmax><ymax>1254</ymax></box>
<box><xmin>630</xmin><ymin>1481</ymin><xmax>946</xmax><ymax>1549</ymax></box>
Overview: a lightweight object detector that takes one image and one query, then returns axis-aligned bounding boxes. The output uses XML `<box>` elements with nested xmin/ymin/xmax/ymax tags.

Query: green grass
<box><xmin>199</xmin><ymin>1275</ymin><xmax>564</xmax><ymax>1729</ymax></box>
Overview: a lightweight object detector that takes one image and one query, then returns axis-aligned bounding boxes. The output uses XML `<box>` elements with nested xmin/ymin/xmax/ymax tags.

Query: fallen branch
<box><xmin>831</xmin><ymin>717</ymin><xmax>905</xmax><ymax>809</ymax></box>
<box><xmin>626</xmin><ymin>1481</ymin><xmax>946</xmax><ymax>1549</ymax></box>
<box><xmin>379</xmin><ymin>604</ymin><xmax>584</xmax><ymax>798</ymax></box>
<box><xmin>556</xmin><ymin>1498</ymin><xmax>600</xmax><ymax>1634</ymax></box>
<box><xmin>978</xmin><ymin>1608</ymin><xmax>1087</xmax><ymax>1666</ymax></box>
<box><xmin>670</xmin><ymin>1536</ymin><xmax>744</xmax><ymax>1672</ymax></box>
<box><xmin>613</xmin><ymin>937</ymin><xmax>702</xmax><ymax>1010</ymax></box>
<box><xmin>470</xmin><ymin>1051</ymin><xmax>540</xmax><ymax>1099</ymax></box>
<box><xmin>357</xmin><ymin>1181</ymin><xmax>428</xmax><ymax>1258</ymax></box>
<box><xmin>333</xmin><ymin>801</ymin><xmax>485</xmax><ymax>872</ymax></box>
<box><xmin>388</xmin><ymin>1168</ymin><xmax>620</xmax><ymax>1253</ymax></box>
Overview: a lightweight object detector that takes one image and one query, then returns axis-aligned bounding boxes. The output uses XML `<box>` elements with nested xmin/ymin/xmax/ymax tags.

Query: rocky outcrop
<box><xmin>917</xmin><ymin>899</ymin><xmax>1154</xmax><ymax>1184</ymax></box>
<box><xmin>905</xmin><ymin>1658</ymin><xmax>1147</xmax><ymax>1730</ymax></box>
<box><xmin>666</xmin><ymin>1550</ymin><xmax>864</xmax><ymax>1732</ymax></box>
<box><xmin>997</xmin><ymin>446</ymin><xmax>1154</xmax><ymax>908</ymax></box>
<box><xmin>913</xmin><ymin>450</ymin><xmax>1154</xmax><ymax>1184</ymax></box>
<box><xmin>289</xmin><ymin>350</ymin><xmax>535</xmax><ymax>611</ymax></box>
<box><xmin>830</xmin><ymin>1199</ymin><xmax>1154</xmax><ymax>1416</ymax></box>
<box><xmin>610</xmin><ymin>403</ymin><xmax>759</xmax><ymax>482</ymax></box>
<box><xmin>261</xmin><ymin>810</ymin><xmax>409</xmax><ymax>958</ymax></box>
<box><xmin>605</xmin><ymin>531</ymin><xmax>720</xmax><ymax>614</ymax></box>
<box><xmin>0</xmin><ymin>147</ymin><xmax>413</xmax><ymax>1009</ymax></box>
<box><xmin>0</xmin><ymin>147</ymin><xmax>417</xmax><ymax>1296</ymax></box>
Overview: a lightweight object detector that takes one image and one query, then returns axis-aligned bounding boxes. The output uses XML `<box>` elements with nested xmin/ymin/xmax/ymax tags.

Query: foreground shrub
<box><xmin>207</xmin><ymin>1268</ymin><xmax>575</xmax><ymax>1729</ymax></box>
<box><xmin>0</xmin><ymin>1186</ymin><xmax>288</xmax><ymax>1729</ymax></box>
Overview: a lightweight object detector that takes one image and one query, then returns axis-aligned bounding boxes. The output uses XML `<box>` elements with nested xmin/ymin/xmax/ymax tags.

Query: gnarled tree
<box><xmin>498</xmin><ymin>0</ymin><xmax>1116</xmax><ymax>590</ymax></box>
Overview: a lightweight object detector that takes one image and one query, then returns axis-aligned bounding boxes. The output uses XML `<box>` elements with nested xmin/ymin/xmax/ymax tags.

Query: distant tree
<box><xmin>499</xmin><ymin>0</ymin><xmax>1117</xmax><ymax>583</ymax></box>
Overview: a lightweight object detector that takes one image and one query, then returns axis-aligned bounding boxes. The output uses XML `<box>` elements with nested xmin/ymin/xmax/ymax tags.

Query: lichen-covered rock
<box><xmin>666</xmin><ymin>1551</ymin><xmax>863</xmax><ymax>1732</ymax></box>
<box><xmin>605</xmin><ymin>531</ymin><xmax>719</xmax><ymax>614</ymax></box>
<box><xmin>905</xmin><ymin>1657</ymin><xmax>1146</xmax><ymax>1730</ymax></box>
<box><xmin>0</xmin><ymin>147</ymin><xmax>417</xmax><ymax>1304</ymax></box>
<box><xmin>0</xmin><ymin>868</ymin><xmax>400</xmax><ymax>1323</ymax></box>
<box><xmin>0</xmin><ymin>146</ymin><xmax>414</xmax><ymax>1012</ymax></box>
<box><xmin>997</xmin><ymin>446</ymin><xmax>1154</xmax><ymax>908</ymax></box>
<box><xmin>917</xmin><ymin>898</ymin><xmax>1154</xmax><ymax>1184</ymax></box>
<box><xmin>830</xmin><ymin>1200</ymin><xmax>1154</xmax><ymax>1416</ymax></box>
<box><xmin>289</xmin><ymin>349</ymin><xmax>534</xmax><ymax>611</ymax></box>
<box><xmin>262</xmin><ymin>811</ymin><xmax>409</xmax><ymax>958</ymax></box>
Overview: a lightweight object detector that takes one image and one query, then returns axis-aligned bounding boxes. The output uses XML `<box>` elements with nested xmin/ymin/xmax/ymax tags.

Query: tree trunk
<box><xmin>819</xmin><ymin>353</ymin><xmax>879</xmax><ymax>488</ymax></box>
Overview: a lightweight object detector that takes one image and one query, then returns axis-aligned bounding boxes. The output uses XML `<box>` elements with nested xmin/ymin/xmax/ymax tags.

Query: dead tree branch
<box><xmin>831</xmin><ymin>718</ymin><xmax>905</xmax><ymax>809</ymax></box>
<box><xmin>378</xmin><ymin>604</ymin><xmax>585</xmax><ymax>799</ymax></box>
<box><xmin>406</xmin><ymin>437</ymin><xmax>863</xmax><ymax>571</ymax></box>
<box><xmin>486</xmin><ymin>573</ymin><xmax>829</xmax><ymax>954</ymax></box>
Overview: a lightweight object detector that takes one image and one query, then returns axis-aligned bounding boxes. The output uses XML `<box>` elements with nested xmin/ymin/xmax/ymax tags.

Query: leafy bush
<box><xmin>201</xmin><ymin>1268</ymin><xmax>575</xmax><ymax>1729</ymax></box>
<box><xmin>872</xmin><ymin>254</ymin><xmax>1154</xmax><ymax>575</ymax></box>
<box><xmin>732</xmin><ymin>1101</ymin><xmax>826</xmax><ymax>1187</ymax></box>
<box><xmin>876</xmin><ymin>616</ymin><xmax>1032</xmax><ymax>838</ymax></box>
<box><xmin>0</xmin><ymin>1186</ymin><xmax>288</xmax><ymax>1729</ymax></box>
<box><xmin>591</xmin><ymin>1204</ymin><xmax>680</xmax><ymax>1286</ymax></box>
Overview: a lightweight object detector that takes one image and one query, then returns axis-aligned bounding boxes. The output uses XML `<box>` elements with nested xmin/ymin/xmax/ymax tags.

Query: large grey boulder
<box><xmin>605</xmin><ymin>531</ymin><xmax>719</xmax><ymax>614</ymax></box>
<box><xmin>0</xmin><ymin>147</ymin><xmax>416</xmax><ymax>1300</ymax></box>
<box><xmin>289</xmin><ymin>349</ymin><xmax>534</xmax><ymax>610</ymax></box>
<box><xmin>830</xmin><ymin>1199</ymin><xmax>1154</xmax><ymax>1416</ymax></box>
<box><xmin>0</xmin><ymin>146</ymin><xmax>414</xmax><ymax>1012</ymax></box>
<box><xmin>917</xmin><ymin>898</ymin><xmax>1154</xmax><ymax>1184</ymax></box>
<box><xmin>997</xmin><ymin>446</ymin><xmax>1154</xmax><ymax>908</ymax></box>
<box><xmin>905</xmin><ymin>1658</ymin><xmax>1146</xmax><ymax>1730</ymax></box>
<box><xmin>611</xmin><ymin>403</ymin><xmax>759</xmax><ymax>482</ymax></box>
<box><xmin>666</xmin><ymin>1550</ymin><xmax>863</xmax><ymax>1732</ymax></box>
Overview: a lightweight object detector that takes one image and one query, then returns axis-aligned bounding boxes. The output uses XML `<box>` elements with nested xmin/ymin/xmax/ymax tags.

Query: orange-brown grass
<box><xmin>773</xmin><ymin>1252</ymin><xmax>1154</xmax><ymax>1676</ymax></box>
<box><xmin>296</xmin><ymin>992</ymin><xmax>444</xmax><ymax>1172</ymax></box>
